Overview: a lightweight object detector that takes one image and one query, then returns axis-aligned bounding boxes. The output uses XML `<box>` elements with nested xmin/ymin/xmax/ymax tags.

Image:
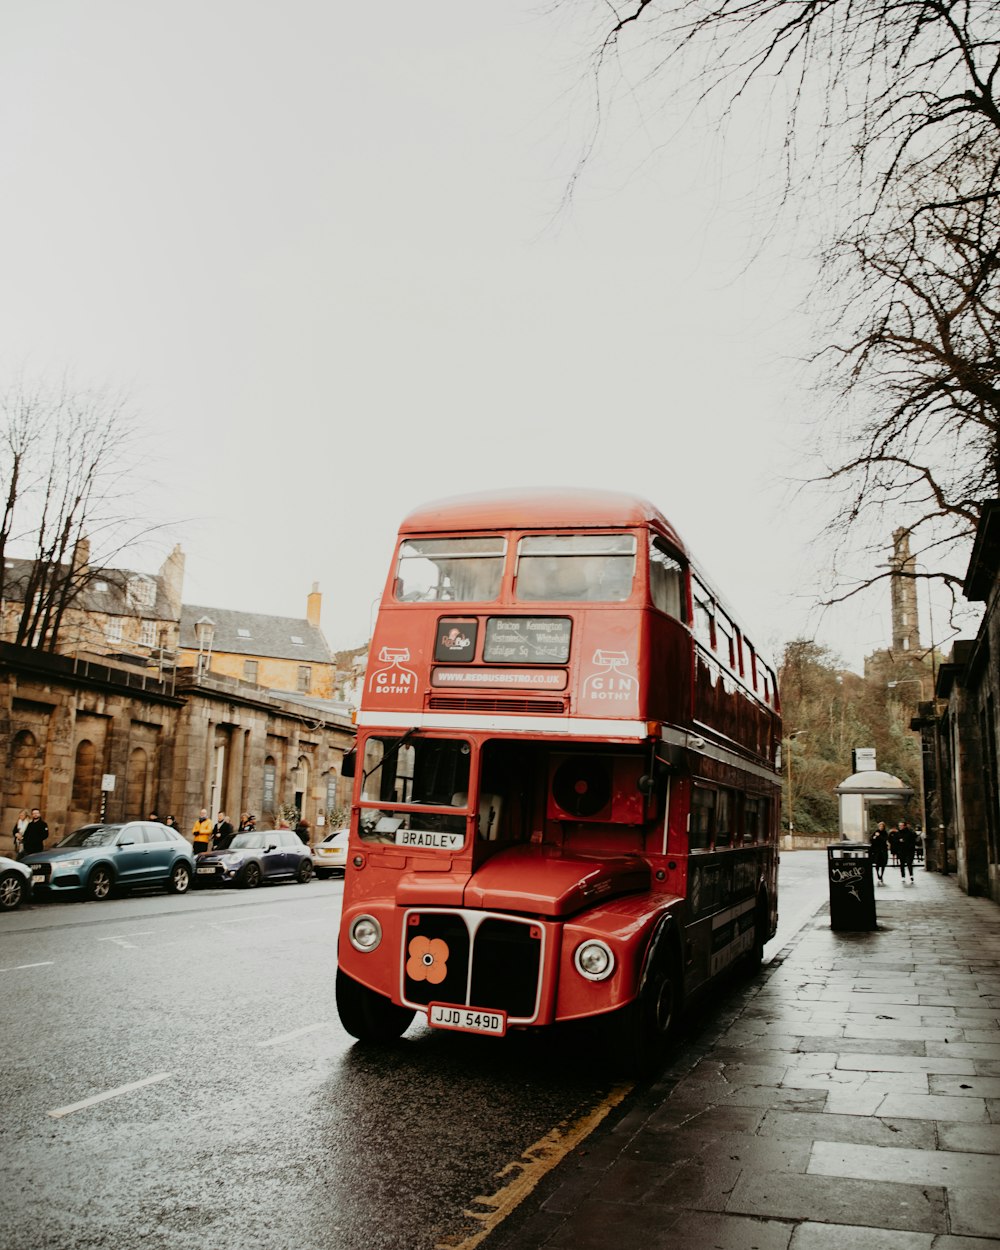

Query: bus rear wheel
<box><xmin>336</xmin><ymin>969</ymin><xmax>415</xmax><ymax>1042</ymax></box>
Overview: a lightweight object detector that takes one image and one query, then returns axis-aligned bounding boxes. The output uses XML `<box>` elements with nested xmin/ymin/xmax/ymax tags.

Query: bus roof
<box><xmin>399</xmin><ymin>488</ymin><xmax>687</xmax><ymax>551</ymax></box>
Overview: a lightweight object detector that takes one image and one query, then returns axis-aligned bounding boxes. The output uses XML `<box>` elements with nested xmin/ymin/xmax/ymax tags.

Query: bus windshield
<box><xmin>514</xmin><ymin>534</ymin><xmax>636</xmax><ymax>602</ymax></box>
<box><xmin>394</xmin><ymin>537</ymin><xmax>506</xmax><ymax>603</ymax></box>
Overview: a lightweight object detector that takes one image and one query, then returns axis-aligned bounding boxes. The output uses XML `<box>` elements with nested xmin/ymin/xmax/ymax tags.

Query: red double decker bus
<box><xmin>336</xmin><ymin>489</ymin><xmax>781</xmax><ymax>1071</ymax></box>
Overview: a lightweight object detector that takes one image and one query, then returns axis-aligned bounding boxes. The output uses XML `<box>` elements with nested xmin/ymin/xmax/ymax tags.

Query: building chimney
<box><xmin>307</xmin><ymin>582</ymin><xmax>322</xmax><ymax>628</ymax></box>
<box><xmin>158</xmin><ymin>545</ymin><xmax>186</xmax><ymax>619</ymax></box>
<box><xmin>72</xmin><ymin>536</ymin><xmax>90</xmax><ymax>575</ymax></box>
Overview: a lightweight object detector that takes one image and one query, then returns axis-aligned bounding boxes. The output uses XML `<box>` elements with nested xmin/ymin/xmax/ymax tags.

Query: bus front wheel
<box><xmin>608</xmin><ymin>940</ymin><xmax>681</xmax><ymax>1077</ymax></box>
<box><xmin>336</xmin><ymin>968</ymin><xmax>415</xmax><ymax>1042</ymax></box>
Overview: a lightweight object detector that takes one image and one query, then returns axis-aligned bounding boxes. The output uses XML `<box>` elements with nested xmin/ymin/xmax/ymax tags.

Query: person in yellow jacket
<box><xmin>191</xmin><ymin>809</ymin><xmax>213</xmax><ymax>854</ymax></box>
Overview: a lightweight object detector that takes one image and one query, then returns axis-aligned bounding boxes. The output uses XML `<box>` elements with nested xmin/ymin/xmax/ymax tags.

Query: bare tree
<box><xmin>0</xmin><ymin>375</ymin><xmax>158</xmax><ymax>651</ymax></box>
<box><xmin>567</xmin><ymin>1</ymin><xmax>999</xmax><ymax>597</ymax></box>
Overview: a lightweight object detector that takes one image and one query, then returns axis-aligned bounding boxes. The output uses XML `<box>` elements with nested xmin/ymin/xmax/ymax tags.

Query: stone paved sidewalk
<box><xmin>485</xmin><ymin>869</ymin><xmax>1000</xmax><ymax>1250</ymax></box>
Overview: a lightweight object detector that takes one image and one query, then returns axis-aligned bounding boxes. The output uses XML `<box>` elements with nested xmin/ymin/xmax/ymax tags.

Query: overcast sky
<box><xmin>0</xmin><ymin>1</ymin><xmax>948</xmax><ymax>672</ymax></box>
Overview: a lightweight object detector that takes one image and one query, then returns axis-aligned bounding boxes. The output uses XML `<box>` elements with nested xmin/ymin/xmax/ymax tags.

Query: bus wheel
<box><xmin>336</xmin><ymin>968</ymin><xmax>415</xmax><ymax>1042</ymax></box>
<box><xmin>610</xmin><ymin>941</ymin><xmax>681</xmax><ymax>1078</ymax></box>
<box><xmin>745</xmin><ymin>893</ymin><xmax>768</xmax><ymax>974</ymax></box>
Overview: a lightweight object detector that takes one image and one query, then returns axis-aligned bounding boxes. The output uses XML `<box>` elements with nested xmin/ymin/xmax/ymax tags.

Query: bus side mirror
<box><xmin>341</xmin><ymin>749</ymin><xmax>356</xmax><ymax>779</ymax></box>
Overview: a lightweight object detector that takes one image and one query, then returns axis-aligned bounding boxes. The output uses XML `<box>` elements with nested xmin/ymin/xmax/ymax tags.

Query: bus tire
<box><xmin>745</xmin><ymin>891</ymin><xmax>768</xmax><ymax>974</ymax></box>
<box><xmin>609</xmin><ymin>934</ymin><xmax>681</xmax><ymax>1078</ymax></box>
<box><xmin>336</xmin><ymin>968</ymin><xmax>415</xmax><ymax>1042</ymax></box>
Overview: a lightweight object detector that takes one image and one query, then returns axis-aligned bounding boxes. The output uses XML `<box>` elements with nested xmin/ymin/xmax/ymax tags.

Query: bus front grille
<box><xmin>401</xmin><ymin>909</ymin><xmax>543</xmax><ymax>1022</ymax></box>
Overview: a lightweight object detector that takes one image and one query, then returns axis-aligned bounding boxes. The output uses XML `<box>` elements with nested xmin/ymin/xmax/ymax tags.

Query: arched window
<box><xmin>72</xmin><ymin>740</ymin><xmax>98</xmax><ymax>808</ymax></box>
<box><xmin>262</xmin><ymin>756</ymin><xmax>277</xmax><ymax>815</ymax></box>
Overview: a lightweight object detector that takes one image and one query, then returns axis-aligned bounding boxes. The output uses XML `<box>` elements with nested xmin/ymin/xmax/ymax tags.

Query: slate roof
<box><xmin>2</xmin><ymin>558</ymin><xmax>176</xmax><ymax>620</ymax></box>
<box><xmin>180</xmin><ymin>604</ymin><xmax>333</xmax><ymax>664</ymax></box>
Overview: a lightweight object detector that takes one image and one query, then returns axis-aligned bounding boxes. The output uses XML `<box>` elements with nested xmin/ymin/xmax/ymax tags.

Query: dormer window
<box><xmin>126</xmin><ymin>575</ymin><xmax>156</xmax><ymax>609</ymax></box>
<box><xmin>290</xmin><ymin>635</ymin><xmax>304</xmax><ymax>645</ymax></box>
<box><xmin>237</xmin><ymin>628</ymin><xmax>251</xmax><ymax>638</ymax></box>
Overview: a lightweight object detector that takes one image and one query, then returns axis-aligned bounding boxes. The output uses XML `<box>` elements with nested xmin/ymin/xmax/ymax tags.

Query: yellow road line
<box><xmin>436</xmin><ymin>1081</ymin><xmax>634</xmax><ymax>1250</ymax></box>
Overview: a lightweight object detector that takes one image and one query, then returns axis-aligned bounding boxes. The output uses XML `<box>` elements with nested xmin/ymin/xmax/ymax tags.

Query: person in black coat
<box><xmin>21</xmin><ymin>808</ymin><xmax>49</xmax><ymax>857</ymax></box>
<box><xmin>897</xmin><ymin>820</ymin><xmax>917</xmax><ymax>882</ymax></box>
<box><xmin>211</xmin><ymin>812</ymin><xmax>235</xmax><ymax>851</ymax></box>
<box><xmin>870</xmin><ymin>822</ymin><xmax>890</xmax><ymax>884</ymax></box>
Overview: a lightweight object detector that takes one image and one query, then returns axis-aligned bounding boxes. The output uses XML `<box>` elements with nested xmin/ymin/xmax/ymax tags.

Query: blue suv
<box><xmin>24</xmin><ymin>821</ymin><xmax>195</xmax><ymax>901</ymax></box>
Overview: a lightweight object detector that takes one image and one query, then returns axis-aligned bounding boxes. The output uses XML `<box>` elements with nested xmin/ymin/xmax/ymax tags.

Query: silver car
<box><xmin>0</xmin><ymin>855</ymin><xmax>32</xmax><ymax>910</ymax></box>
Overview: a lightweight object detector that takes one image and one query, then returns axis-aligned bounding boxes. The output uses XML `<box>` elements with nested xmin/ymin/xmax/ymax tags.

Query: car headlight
<box><xmin>222</xmin><ymin>853</ymin><xmax>244</xmax><ymax>864</ymax></box>
<box><xmin>574</xmin><ymin>940</ymin><xmax>615</xmax><ymax>982</ymax></box>
<box><xmin>349</xmin><ymin>915</ymin><xmax>382</xmax><ymax>952</ymax></box>
<box><xmin>56</xmin><ymin>858</ymin><xmax>84</xmax><ymax>870</ymax></box>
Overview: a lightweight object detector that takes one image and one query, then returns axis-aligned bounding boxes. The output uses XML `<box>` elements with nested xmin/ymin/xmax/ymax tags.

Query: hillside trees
<box><xmin>778</xmin><ymin>639</ymin><xmax>924</xmax><ymax>832</ymax></box>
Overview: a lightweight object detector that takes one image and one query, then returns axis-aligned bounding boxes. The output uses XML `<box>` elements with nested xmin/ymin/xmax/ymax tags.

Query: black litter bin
<box><xmin>828</xmin><ymin>842</ymin><xmax>876</xmax><ymax>931</ymax></box>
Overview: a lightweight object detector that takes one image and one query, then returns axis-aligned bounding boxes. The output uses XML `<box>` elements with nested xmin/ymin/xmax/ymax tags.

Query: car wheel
<box><xmin>314</xmin><ymin>868</ymin><xmax>330</xmax><ymax>880</ymax></box>
<box><xmin>336</xmin><ymin>968</ymin><xmax>415</xmax><ymax>1042</ymax></box>
<box><xmin>0</xmin><ymin>870</ymin><xmax>27</xmax><ymax>910</ymax></box>
<box><xmin>87</xmin><ymin>865</ymin><xmax>114</xmax><ymax>901</ymax></box>
<box><xmin>296</xmin><ymin>859</ymin><xmax>312</xmax><ymax>884</ymax></box>
<box><xmin>240</xmin><ymin>861</ymin><xmax>261</xmax><ymax>889</ymax></box>
<box><xmin>167</xmin><ymin>862</ymin><xmax>192</xmax><ymax>894</ymax></box>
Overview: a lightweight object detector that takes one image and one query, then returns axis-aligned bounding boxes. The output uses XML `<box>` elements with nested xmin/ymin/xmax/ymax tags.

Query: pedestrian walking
<box><xmin>239</xmin><ymin>812</ymin><xmax>256</xmax><ymax>832</ymax></box>
<box><xmin>21</xmin><ymin>808</ymin><xmax>49</xmax><ymax>857</ymax></box>
<box><xmin>871</xmin><ymin>822</ymin><xmax>890</xmax><ymax>884</ymax></box>
<box><xmin>888</xmin><ymin>823</ymin><xmax>900</xmax><ymax>866</ymax></box>
<box><xmin>165</xmin><ymin>815</ymin><xmax>179</xmax><ymax>831</ymax></box>
<box><xmin>294</xmin><ymin>818</ymin><xmax>311</xmax><ymax>846</ymax></box>
<box><xmin>897</xmin><ymin>819</ymin><xmax>917</xmax><ymax>882</ymax></box>
<box><xmin>211</xmin><ymin>811</ymin><xmax>234</xmax><ymax>850</ymax></box>
<box><xmin>11</xmin><ymin>808</ymin><xmax>29</xmax><ymax>858</ymax></box>
<box><xmin>191</xmin><ymin>808</ymin><xmax>213</xmax><ymax>855</ymax></box>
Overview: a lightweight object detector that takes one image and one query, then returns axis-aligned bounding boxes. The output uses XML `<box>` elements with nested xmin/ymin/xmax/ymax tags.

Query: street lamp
<box><xmin>785</xmin><ymin>729</ymin><xmax>808</xmax><ymax>834</ymax></box>
<box><xmin>194</xmin><ymin>616</ymin><xmax>216</xmax><ymax>683</ymax></box>
<box><xmin>887</xmin><ymin>678</ymin><xmax>926</xmax><ymax>699</ymax></box>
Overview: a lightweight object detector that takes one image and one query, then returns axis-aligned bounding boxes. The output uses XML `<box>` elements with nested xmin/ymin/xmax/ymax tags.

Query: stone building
<box><xmin>177</xmin><ymin>583</ymin><xmax>335</xmax><ymax>698</ymax></box>
<box><xmin>910</xmin><ymin>501</ymin><xmax>1000</xmax><ymax>903</ymax></box>
<box><xmin>0</xmin><ymin>642</ymin><xmax>354</xmax><ymax>855</ymax></box>
<box><xmin>1</xmin><ymin>540</ymin><xmax>184</xmax><ymax>663</ymax></box>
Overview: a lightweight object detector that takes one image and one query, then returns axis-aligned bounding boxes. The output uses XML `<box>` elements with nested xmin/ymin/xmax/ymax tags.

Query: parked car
<box><xmin>23</xmin><ymin>822</ymin><xmax>195</xmax><ymax>901</ymax></box>
<box><xmin>0</xmin><ymin>855</ymin><xmax>32</xmax><ymax>910</ymax></box>
<box><xmin>311</xmin><ymin>828</ymin><xmax>349</xmax><ymax>878</ymax></box>
<box><xmin>194</xmin><ymin>829</ymin><xmax>313</xmax><ymax>888</ymax></box>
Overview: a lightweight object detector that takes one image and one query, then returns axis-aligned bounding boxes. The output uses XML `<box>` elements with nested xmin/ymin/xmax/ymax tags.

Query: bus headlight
<box><xmin>349</xmin><ymin>915</ymin><xmax>383</xmax><ymax>952</ymax></box>
<box><xmin>574</xmin><ymin>940</ymin><xmax>615</xmax><ymax>981</ymax></box>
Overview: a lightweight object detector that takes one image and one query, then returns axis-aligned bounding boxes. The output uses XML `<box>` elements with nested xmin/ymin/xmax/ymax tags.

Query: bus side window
<box><xmin>745</xmin><ymin>641</ymin><xmax>757</xmax><ymax>690</ymax></box>
<box><xmin>692</xmin><ymin>578</ymin><xmax>714</xmax><ymax>648</ymax></box>
<box><xmin>716</xmin><ymin>612</ymin><xmax>736</xmax><ymax>670</ymax></box>
<box><xmin>714</xmin><ymin>789</ymin><xmax>733</xmax><ymax>847</ymax></box>
<box><xmin>744</xmin><ymin>798</ymin><xmax>760</xmax><ymax>845</ymax></box>
<box><xmin>690</xmin><ymin>786</ymin><xmax>715</xmax><ymax>851</ymax></box>
<box><xmin>649</xmin><ymin>540</ymin><xmax>685</xmax><ymax>620</ymax></box>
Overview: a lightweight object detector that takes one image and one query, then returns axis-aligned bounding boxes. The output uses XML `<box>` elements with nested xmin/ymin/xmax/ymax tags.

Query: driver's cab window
<box><xmin>359</xmin><ymin>736</ymin><xmax>471</xmax><ymax>845</ymax></box>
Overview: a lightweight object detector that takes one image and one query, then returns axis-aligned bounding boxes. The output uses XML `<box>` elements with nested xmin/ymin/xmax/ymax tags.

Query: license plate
<box><xmin>428</xmin><ymin>1004</ymin><xmax>507</xmax><ymax>1036</ymax></box>
<box><xmin>31</xmin><ymin>872</ymin><xmax>45</xmax><ymax>883</ymax></box>
<box><xmin>196</xmin><ymin>866</ymin><xmax>216</xmax><ymax>875</ymax></box>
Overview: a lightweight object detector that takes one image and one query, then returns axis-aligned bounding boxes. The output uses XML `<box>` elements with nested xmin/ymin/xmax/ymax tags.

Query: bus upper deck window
<box><xmin>394</xmin><ymin>537</ymin><xmax>506</xmax><ymax>603</ymax></box>
<box><xmin>515</xmin><ymin>534</ymin><xmax>635</xmax><ymax>602</ymax></box>
<box><xmin>649</xmin><ymin>540</ymin><xmax>685</xmax><ymax>619</ymax></box>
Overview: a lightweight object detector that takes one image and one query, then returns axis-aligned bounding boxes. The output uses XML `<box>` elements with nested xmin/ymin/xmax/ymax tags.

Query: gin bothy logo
<box><xmin>368</xmin><ymin>646</ymin><xmax>418</xmax><ymax>696</ymax></box>
<box><xmin>581</xmin><ymin>649</ymin><xmax>637</xmax><ymax>702</ymax></box>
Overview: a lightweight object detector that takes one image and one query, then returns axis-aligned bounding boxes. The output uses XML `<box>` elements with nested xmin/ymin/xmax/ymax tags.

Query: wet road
<box><xmin>1</xmin><ymin>853</ymin><xmax>829</xmax><ymax>1250</ymax></box>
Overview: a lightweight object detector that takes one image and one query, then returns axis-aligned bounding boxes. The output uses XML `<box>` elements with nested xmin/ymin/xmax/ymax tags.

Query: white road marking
<box><xmin>257</xmin><ymin>1022</ymin><xmax>331</xmax><ymax>1047</ymax></box>
<box><xmin>97</xmin><ymin>932</ymin><xmax>153</xmax><ymax>949</ymax></box>
<box><xmin>0</xmin><ymin>961</ymin><xmax>54</xmax><ymax>972</ymax></box>
<box><xmin>48</xmin><ymin>1072</ymin><xmax>171</xmax><ymax>1119</ymax></box>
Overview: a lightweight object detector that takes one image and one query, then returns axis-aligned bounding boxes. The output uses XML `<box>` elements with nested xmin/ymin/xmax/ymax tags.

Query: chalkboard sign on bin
<box><xmin>827</xmin><ymin>842</ymin><xmax>876</xmax><ymax>932</ymax></box>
